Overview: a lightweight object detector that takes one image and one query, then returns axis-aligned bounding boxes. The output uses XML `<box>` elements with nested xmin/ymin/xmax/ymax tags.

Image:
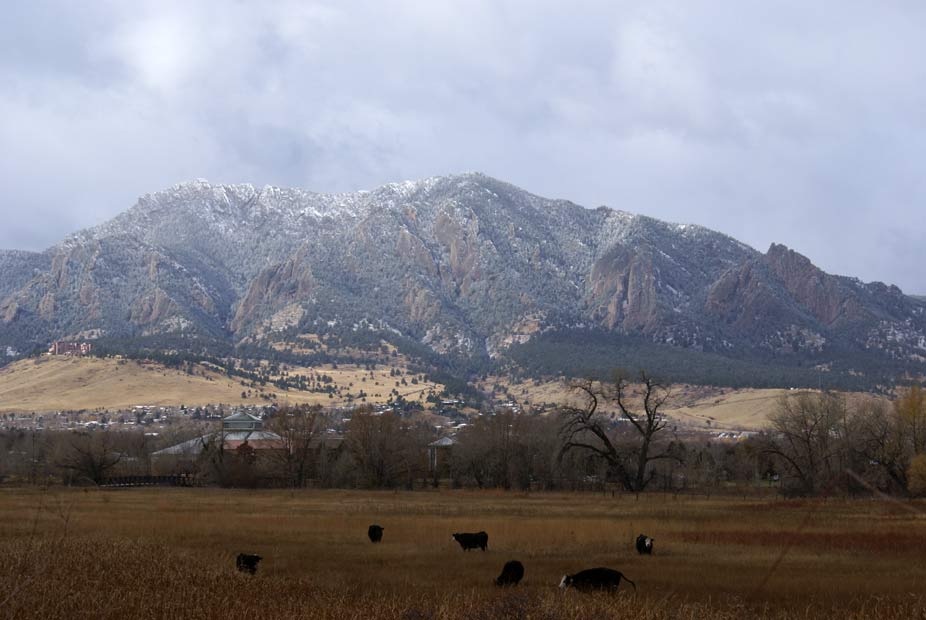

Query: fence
<box><xmin>99</xmin><ymin>474</ymin><xmax>197</xmax><ymax>488</ymax></box>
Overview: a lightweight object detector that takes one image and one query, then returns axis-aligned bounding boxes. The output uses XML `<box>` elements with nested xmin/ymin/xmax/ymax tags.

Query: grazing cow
<box><xmin>452</xmin><ymin>531</ymin><xmax>488</xmax><ymax>551</ymax></box>
<box><xmin>635</xmin><ymin>534</ymin><xmax>654</xmax><ymax>555</ymax></box>
<box><xmin>368</xmin><ymin>524</ymin><xmax>384</xmax><ymax>543</ymax></box>
<box><xmin>559</xmin><ymin>567</ymin><xmax>635</xmax><ymax>593</ymax></box>
<box><xmin>236</xmin><ymin>553</ymin><xmax>262</xmax><ymax>575</ymax></box>
<box><xmin>495</xmin><ymin>560</ymin><xmax>525</xmax><ymax>586</ymax></box>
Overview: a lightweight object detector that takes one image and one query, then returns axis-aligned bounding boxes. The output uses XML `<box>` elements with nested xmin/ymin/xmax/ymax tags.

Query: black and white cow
<box><xmin>494</xmin><ymin>560</ymin><xmax>524</xmax><ymax>586</ymax></box>
<box><xmin>635</xmin><ymin>534</ymin><xmax>654</xmax><ymax>555</ymax></box>
<box><xmin>368</xmin><ymin>524</ymin><xmax>384</xmax><ymax>543</ymax></box>
<box><xmin>236</xmin><ymin>553</ymin><xmax>262</xmax><ymax>575</ymax></box>
<box><xmin>559</xmin><ymin>567</ymin><xmax>635</xmax><ymax>592</ymax></box>
<box><xmin>452</xmin><ymin>531</ymin><xmax>488</xmax><ymax>551</ymax></box>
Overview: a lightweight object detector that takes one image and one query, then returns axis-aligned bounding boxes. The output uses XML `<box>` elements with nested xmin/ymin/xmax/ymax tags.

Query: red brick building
<box><xmin>48</xmin><ymin>341</ymin><xmax>93</xmax><ymax>355</ymax></box>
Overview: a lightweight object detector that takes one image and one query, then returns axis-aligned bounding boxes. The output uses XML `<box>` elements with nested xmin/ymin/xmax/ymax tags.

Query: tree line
<box><xmin>2</xmin><ymin>374</ymin><xmax>925</xmax><ymax>496</ymax></box>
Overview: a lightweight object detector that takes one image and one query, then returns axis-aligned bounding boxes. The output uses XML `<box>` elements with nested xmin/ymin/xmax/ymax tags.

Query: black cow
<box><xmin>368</xmin><ymin>524</ymin><xmax>384</xmax><ymax>543</ymax></box>
<box><xmin>495</xmin><ymin>560</ymin><xmax>524</xmax><ymax>586</ymax></box>
<box><xmin>452</xmin><ymin>531</ymin><xmax>488</xmax><ymax>551</ymax></box>
<box><xmin>559</xmin><ymin>567</ymin><xmax>635</xmax><ymax>592</ymax></box>
<box><xmin>236</xmin><ymin>553</ymin><xmax>262</xmax><ymax>575</ymax></box>
<box><xmin>635</xmin><ymin>534</ymin><xmax>654</xmax><ymax>555</ymax></box>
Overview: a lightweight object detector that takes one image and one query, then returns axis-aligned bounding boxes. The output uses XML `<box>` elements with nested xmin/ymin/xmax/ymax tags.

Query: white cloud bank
<box><xmin>1</xmin><ymin>0</ymin><xmax>924</xmax><ymax>292</ymax></box>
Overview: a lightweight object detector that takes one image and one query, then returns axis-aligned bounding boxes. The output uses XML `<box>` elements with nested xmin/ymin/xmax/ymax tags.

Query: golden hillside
<box><xmin>665</xmin><ymin>388</ymin><xmax>790</xmax><ymax>430</ymax></box>
<box><xmin>0</xmin><ymin>356</ymin><xmax>441</xmax><ymax>413</ymax></box>
<box><xmin>493</xmin><ymin>377</ymin><xmax>804</xmax><ymax>431</ymax></box>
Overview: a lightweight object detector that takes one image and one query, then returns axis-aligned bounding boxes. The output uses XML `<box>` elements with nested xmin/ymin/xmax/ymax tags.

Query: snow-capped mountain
<box><xmin>1</xmin><ymin>173</ymin><xmax>924</xmax><ymax>379</ymax></box>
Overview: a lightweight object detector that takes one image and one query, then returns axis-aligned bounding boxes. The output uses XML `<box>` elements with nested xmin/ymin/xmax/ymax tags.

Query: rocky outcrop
<box><xmin>130</xmin><ymin>289</ymin><xmax>177</xmax><ymax>326</ymax></box>
<box><xmin>763</xmin><ymin>243</ymin><xmax>861</xmax><ymax>327</ymax></box>
<box><xmin>230</xmin><ymin>248</ymin><xmax>316</xmax><ymax>333</ymax></box>
<box><xmin>703</xmin><ymin>243</ymin><xmax>926</xmax><ymax>358</ymax></box>
<box><xmin>587</xmin><ymin>245</ymin><xmax>659</xmax><ymax>331</ymax></box>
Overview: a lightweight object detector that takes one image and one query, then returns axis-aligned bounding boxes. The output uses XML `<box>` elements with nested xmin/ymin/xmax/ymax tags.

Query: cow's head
<box><xmin>558</xmin><ymin>575</ymin><xmax>572</xmax><ymax>589</ymax></box>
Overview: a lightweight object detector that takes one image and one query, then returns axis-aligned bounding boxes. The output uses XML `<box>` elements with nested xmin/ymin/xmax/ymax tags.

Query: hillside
<box><xmin>497</xmin><ymin>376</ymin><xmax>893</xmax><ymax>432</ymax></box>
<box><xmin>490</xmin><ymin>376</ymin><xmax>788</xmax><ymax>431</ymax></box>
<box><xmin>0</xmin><ymin>356</ymin><xmax>442</xmax><ymax>413</ymax></box>
<box><xmin>665</xmin><ymin>389</ymin><xmax>790</xmax><ymax>431</ymax></box>
<box><xmin>1</xmin><ymin>173</ymin><xmax>924</xmax><ymax>388</ymax></box>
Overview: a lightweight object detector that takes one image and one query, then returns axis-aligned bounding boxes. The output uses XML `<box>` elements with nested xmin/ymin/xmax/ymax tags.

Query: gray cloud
<box><xmin>1</xmin><ymin>0</ymin><xmax>924</xmax><ymax>293</ymax></box>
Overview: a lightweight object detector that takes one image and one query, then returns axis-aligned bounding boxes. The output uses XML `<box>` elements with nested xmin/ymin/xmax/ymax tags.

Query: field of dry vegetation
<box><xmin>0</xmin><ymin>488</ymin><xmax>924</xmax><ymax>619</ymax></box>
<box><xmin>0</xmin><ymin>356</ymin><xmax>441</xmax><ymax>413</ymax></box>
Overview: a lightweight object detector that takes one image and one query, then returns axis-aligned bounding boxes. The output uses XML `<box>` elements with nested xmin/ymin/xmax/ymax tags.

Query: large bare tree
<box><xmin>454</xmin><ymin>409</ymin><xmax>532</xmax><ymax>489</ymax></box>
<box><xmin>57</xmin><ymin>432</ymin><xmax>123</xmax><ymax>485</ymax></box>
<box><xmin>265</xmin><ymin>404</ymin><xmax>323</xmax><ymax>488</ymax></box>
<box><xmin>854</xmin><ymin>397</ymin><xmax>909</xmax><ymax>493</ymax></box>
<box><xmin>346</xmin><ymin>409</ymin><xmax>429</xmax><ymax>488</ymax></box>
<box><xmin>762</xmin><ymin>391</ymin><xmax>851</xmax><ymax>495</ymax></box>
<box><xmin>559</xmin><ymin>369</ymin><xmax>677</xmax><ymax>492</ymax></box>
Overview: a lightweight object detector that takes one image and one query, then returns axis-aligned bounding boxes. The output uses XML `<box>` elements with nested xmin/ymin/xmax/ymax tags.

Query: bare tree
<box><xmin>854</xmin><ymin>397</ymin><xmax>909</xmax><ymax>493</ymax></box>
<box><xmin>762</xmin><ymin>391</ymin><xmax>850</xmax><ymax>495</ymax></box>
<box><xmin>454</xmin><ymin>409</ymin><xmax>530</xmax><ymax>489</ymax></box>
<box><xmin>57</xmin><ymin>432</ymin><xmax>123</xmax><ymax>485</ymax></box>
<box><xmin>1</xmin><ymin>429</ymin><xmax>53</xmax><ymax>485</ymax></box>
<box><xmin>265</xmin><ymin>404</ymin><xmax>323</xmax><ymax>488</ymax></box>
<box><xmin>346</xmin><ymin>409</ymin><xmax>429</xmax><ymax>488</ymax></box>
<box><xmin>198</xmin><ymin>418</ymin><xmax>231</xmax><ymax>486</ymax></box>
<box><xmin>559</xmin><ymin>369</ymin><xmax>678</xmax><ymax>493</ymax></box>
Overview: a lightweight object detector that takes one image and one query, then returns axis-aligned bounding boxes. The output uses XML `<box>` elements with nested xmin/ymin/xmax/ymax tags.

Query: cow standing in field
<box><xmin>236</xmin><ymin>553</ymin><xmax>262</xmax><ymax>575</ymax></box>
<box><xmin>368</xmin><ymin>524</ymin><xmax>384</xmax><ymax>543</ymax></box>
<box><xmin>452</xmin><ymin>531</ymin><xmax>488</xmax><ymax>551</ymax></box>
<box><xmin>494</xmin><ymin>560</ymin><xmax>524</xmax><ymax>586</ymax></box>
<box><xmin>559</xmin><ymin>567</ymin><xmax>635</xmax><ymax>593</ymax></box>
<box><xmin>636</xmin><ymin>534</ymin><xmax>654</xmax><ymax>555</ymax></box>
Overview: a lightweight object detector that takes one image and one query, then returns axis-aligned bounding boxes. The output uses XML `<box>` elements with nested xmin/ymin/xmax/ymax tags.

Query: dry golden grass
<box><xmin>275</xmin><ymin>364</ymin><xmax>441</xmax><ymax>407</ymax></box>
<box><xmin>0</xmin><ymin>357</ymin><xmax>442</xmax><ymax>413</ymax></box>
<box><xmin>1</xmin><ymin>489</ymin><xmax>924</xmax><ymax>619</ymax></box>
<box><xmin>666</xmin><ymin>389</ymin><xmax>790</xmax><ymax>431</ymax></box>
<box><xmin>492</xmin><ymin>376</ymin><xmax>790</xmax><ymax>430</ymax></box>
<box><xmin>0</xmin><ymin>357</ymin><xmax>260</xmax><ymax>412</ymax></box>
<box><xmin>491</xmin><ymin>377</ymin><xmax>892</xmax><ymax>432</ymax></box>
<box><xmin>666</xmin><ymin>390</ymin><xmax>892</xmax><ymax>432</ymax></box>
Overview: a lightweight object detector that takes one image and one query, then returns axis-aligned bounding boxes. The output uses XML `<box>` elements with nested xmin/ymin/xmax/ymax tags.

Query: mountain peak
<box><xmin>3</xmin><ymin>173</ymin><xmax>924</xmax><ymax>386</ymax></box>
<box><xmin>765</xmin><ymin>243</ymin><xmax>813</xmax><ymax>269</ymax></box>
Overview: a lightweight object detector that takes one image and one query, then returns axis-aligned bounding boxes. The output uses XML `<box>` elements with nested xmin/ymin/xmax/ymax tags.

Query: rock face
<box><xmin>1</xmin><ymin>173</ymin><xmax>924</xmax><ymax>370</ymax></box>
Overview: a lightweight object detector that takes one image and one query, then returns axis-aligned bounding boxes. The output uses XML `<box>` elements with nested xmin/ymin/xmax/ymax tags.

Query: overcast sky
<box><xmin>2</xmin><ymin>1</ymin><xmax>924</xmax><ymax>293</ymax></box>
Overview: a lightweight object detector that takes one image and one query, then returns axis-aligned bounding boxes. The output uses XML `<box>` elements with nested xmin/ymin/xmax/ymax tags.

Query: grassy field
<box><xmin>666</xmin><ymin>389</ymin><xmax>790</xmax><ymax>431</ymax></box>
<box><xmin>1</xmin><ymin>488</ymin><xmax>924</xmax><ymax>619</ymax></box>
<box><xmin>493</xmin><ymin>378</ymin><xmax>892</xmax><ymax>432</ymax></box>
<box><xmin>0</xmin><ymin>357</ymin><xmax>442</xmax><ymax>413</ymax></box>
<box><xmin>493</xmin><ymin>376</ymin><xmax>792</xmax><ymax>431</ymax></box>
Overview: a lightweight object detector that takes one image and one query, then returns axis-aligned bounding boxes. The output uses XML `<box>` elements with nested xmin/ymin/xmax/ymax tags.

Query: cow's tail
<box><xmin>622</xmin><ymin>575</ymin><xmax>637</xmax><ymax>592</ymax></box>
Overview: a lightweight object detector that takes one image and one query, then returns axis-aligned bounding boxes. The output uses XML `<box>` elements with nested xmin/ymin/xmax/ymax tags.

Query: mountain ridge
<box><xmin>1</xmin><ymin>173</ymin><xmax>924</xmax><ymax>386</ymax></box>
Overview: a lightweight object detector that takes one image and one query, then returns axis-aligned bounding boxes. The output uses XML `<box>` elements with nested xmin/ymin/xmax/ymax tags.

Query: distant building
<box><xmin>428</xmin><ymin>436</ymin><xmax>457</xmax><ymax>473</ymax></box>
<box><xmin>48</xmin><ymin>341</ymin><xmax>93</xmax><ymax>356</ymax></box>
<box><xmin>153</xmin><ymin>413</ymin><xmax>283</xmax><ymax>457</ymax></box>
<box><xmin>4</xmin><ymin>346</ymin><xmax>17</xmax><ymax>357</ymax></box>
